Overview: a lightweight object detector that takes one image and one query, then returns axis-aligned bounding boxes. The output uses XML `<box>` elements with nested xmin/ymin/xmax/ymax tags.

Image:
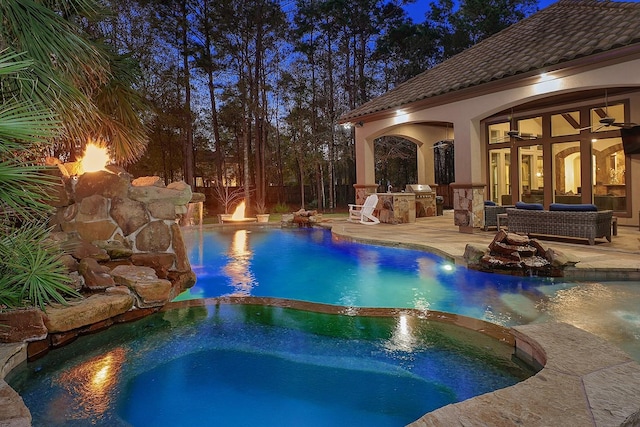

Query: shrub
<box><xmin>273</xmin><ymin>202</ymin><xmax>289</xmax><ymax>213</ymax></box>
<box><xmin>0</xmin><ymin>223</ymin><xmax>81</xmax><ymax>311</ymax></box>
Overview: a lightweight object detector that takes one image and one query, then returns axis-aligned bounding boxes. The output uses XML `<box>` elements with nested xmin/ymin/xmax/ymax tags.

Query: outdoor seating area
<box><xmin>505</xmin><ymin>207</ymin><xmax>613</xmax><ymax>245</ymax></box>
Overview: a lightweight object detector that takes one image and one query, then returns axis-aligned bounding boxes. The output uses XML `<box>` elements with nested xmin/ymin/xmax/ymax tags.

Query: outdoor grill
<box><xmin>405</xmin><ymin>184</ymin><xmax>437</xmax><ymax>217</ymax></box>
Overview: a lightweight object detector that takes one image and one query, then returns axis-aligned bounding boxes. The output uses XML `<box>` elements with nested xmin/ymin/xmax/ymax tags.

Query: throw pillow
<box><xmin>515</xmin><ymin>201</ymin><xmax>544</xmax><ymax>210</ymax></box>
<box><xmin>549</xmin><ymin>203</ymin><xmax>597</xmax><ymax>212</ymax></box>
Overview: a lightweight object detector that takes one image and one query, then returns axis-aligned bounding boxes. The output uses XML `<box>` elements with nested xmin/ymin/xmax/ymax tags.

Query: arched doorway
<box><xmin>374</xmin><ymin>136</ymin><xmax>417</xmax><ymax>192</ymax></box>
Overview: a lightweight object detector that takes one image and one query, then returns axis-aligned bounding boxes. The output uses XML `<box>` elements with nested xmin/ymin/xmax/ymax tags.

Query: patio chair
<box><xmin>348</xmin><ymin>194</ymin><xmax>380</xmax><ymax>225</ymax></box>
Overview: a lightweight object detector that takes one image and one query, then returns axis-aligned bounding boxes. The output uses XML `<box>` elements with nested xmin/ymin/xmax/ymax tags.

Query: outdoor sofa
<box><xmin>483</xmin><ymin>201</ymin><xmax>513</xmax><ymax>231</ymax></box>
<box><xmin>505</xmin><ymin>202</ymin><xmax>613</xmax><ymax>245</ymax></box>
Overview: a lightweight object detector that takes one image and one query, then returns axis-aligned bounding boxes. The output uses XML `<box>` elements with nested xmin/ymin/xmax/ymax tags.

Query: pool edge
<box><xmin>162</xmin><ymin>296</ymin><xmax>516</xmax><ymax>344</ymax></box>
<box><xmin>0</xmin><ymin>342</ymin><xmax>30</xmax><ymax>426</ymax></box>
<box><xmin>409</xmin><ymin>322</ymin><xmax>640</xmax><ymax>426</ymax></box>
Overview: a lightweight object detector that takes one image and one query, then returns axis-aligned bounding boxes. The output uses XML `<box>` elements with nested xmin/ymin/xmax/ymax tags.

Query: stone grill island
<box><xmin>0</xmin><ymin>162</ymin><xmax>197</xmax><ymax>359</ymax></box>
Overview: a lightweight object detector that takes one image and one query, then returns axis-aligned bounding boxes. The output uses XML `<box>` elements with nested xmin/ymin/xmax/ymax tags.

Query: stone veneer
<box><xmin>376</xmin><ymin>193</ymin><xmax>416</xmax><ymax>224</ymax></box>
<box><xmin>452</xmin><ymin>183</ymin><xmax>486</xmax><ymax>232</ymax></box>
<box><xmin>0</xmin><ymin>164</ymin><xmax>197</xmax><ymax>359</ymax></box>
<box><xmin>353</xmin><ymin>183</ymin><xmax>379</xmax><ymax>205</ymax></box>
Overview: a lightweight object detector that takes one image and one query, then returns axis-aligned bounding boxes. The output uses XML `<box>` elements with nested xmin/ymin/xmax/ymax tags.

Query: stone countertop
<box><xmin>376</xmin><ymin>192</ymin><xmax>416</xmax><ymax>196</ymax></box>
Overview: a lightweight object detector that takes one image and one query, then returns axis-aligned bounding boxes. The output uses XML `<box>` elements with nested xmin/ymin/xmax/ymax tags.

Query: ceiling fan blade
<box><xmin>431</xmin><ymin>140</ymin><xmax>454</xmax><ymax>149</ymax></box>
<box><xmin>493</xmin><ymin>137</ymin><xmax>510</xmax><ymax>143</ymax></box>
<box><xmin>613</xmin><ymin>122</ymin><xmax>637</xmax><ymax>128</ymax></box>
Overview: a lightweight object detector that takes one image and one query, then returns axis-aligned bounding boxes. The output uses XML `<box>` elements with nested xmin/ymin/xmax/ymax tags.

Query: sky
<box><xmin>403</xmin><ymin>0</ymin><xmax>561</xmax><ymax>23</ymax></box>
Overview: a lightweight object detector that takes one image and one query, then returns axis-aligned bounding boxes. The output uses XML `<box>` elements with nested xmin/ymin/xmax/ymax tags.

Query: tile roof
<box><xmin>341</xmin><ymin>0</ymin><xmax>640</xmax><ymax>121</ymax></box>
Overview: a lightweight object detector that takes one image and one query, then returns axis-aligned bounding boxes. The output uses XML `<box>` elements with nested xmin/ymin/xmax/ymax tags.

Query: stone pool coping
<box><xmin>2</xmin><ymin>297</ymin><xmax>639</xmax><ymax>426</ymax></box>
<box><xmin>412</xmin><ymin>322</ymin><xmax>640</xmax><ymax>426</ymax></box>
<box><xmin>0</xmin><ymin>342</ymin><xmax>29</xmax><ymax>426</ymax></box>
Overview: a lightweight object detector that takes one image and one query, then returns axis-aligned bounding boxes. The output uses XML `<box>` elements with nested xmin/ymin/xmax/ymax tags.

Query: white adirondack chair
<box><xmin>348</xmin><ymin>194</ymin><xmax>380</xmax><ymax>225</ymax></box>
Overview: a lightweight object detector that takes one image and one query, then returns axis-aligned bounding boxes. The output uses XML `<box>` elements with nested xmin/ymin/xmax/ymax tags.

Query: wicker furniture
<box><xmin>506</xmin><ymin>208</ymin><xmax>613</xmax><ymax>245</ymax></box>
<box><xmin>483</xmin><ymin>205</ymin><xmax>512</xmax><ymax>230</ymax></box>
<box><xmin>497</xmin><ymin>213</ymin><xmax>508</xmax><ymax>231</ymax></box>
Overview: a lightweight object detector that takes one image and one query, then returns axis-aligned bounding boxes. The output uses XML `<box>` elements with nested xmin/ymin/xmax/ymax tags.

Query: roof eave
<box><xmin>339</xmin><ymin>43</ymin><xmax>640</xmax><ymax>125</ymax></box>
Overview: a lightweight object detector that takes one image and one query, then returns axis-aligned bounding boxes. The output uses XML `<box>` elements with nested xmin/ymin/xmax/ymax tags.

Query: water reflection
<box><xmin>414</xmin><ymin>257</ymin><xmax>450</xmax><ymax>313</ymax></box>
<box><xmin>54</xmin><ymin>348</ymin><xmax>126</xmax><ymax>420</ymax></box>
<box><xmin>355</xmin><ymin>248</ymin><xmax>381</xmax><ymax>304</ymax></box>
<box><xmin>385</xmin><ymin>314</ymin><xmax>419</xmax><ymax>352</ymax></box>
<box><xmin>223</xmin><ymin>230</ymin><xmax>256</xmax><ymax>295</ymax></box>
<box><xmin>537</xmin><ymin>282</ymin><xmax>640</xmax><ymax>347</ymax></box>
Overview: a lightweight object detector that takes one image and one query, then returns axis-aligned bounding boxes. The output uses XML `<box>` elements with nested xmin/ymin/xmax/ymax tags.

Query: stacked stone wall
<box><xmin>0</xmin><ymin>165</ymin><xmax>198</xmax><ymax>359</ymax></box>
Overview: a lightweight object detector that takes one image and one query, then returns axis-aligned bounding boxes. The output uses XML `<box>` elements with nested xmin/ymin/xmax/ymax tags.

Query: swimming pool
<box><xmin>178</xmin><ymin>227</ymin><xmax>640</xmax><ymax>361</ymax></box>
<box><xmin>8</xmin><ymin>226</ymin><xmax>639</xmax><ymax>425</ymax></box>
<box><xmin>6</xmin><ymin>303</ymin><xmax>532</xmax><ymax>426</ymax></box>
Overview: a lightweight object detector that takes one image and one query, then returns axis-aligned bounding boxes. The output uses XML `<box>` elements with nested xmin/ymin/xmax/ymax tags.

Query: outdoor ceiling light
<box><xmin>533</xmin><ymin>71</ymin><xmax>561</xmax><ymax>94</ymax></box>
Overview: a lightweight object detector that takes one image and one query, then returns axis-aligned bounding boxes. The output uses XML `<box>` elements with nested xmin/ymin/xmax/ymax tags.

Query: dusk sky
<box><xmin>404</xmin><ymin>0</ymin><xmax>563</xmax><ymax>23</ymax></box>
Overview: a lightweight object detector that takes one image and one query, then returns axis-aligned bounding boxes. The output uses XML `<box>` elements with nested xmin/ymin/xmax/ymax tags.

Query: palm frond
<box><xmin>0</xmin><ymin>101</ymin><xmax>59</xmax><ymax>150</ymax></box>
<box><xmin>0</xmin><ymin>274</ymin><xmax>21</xmax><ymax>309</ymax></box>
<box><xmin>0</xmin><ymin>49</ymin><xmax>33</xmax><ymax>74</ymax></box>
<box><xmin>0</xmin><ymin>161</ymin><xmax>58</xmax><ymax>221</ymax></box>
<box><xmin>0</xmin><ymin>223</ymin><xmax>80</xmax><ymax>311</ymax></box>
<box><xmin>91</xmin><ymin>50</ymin><xmax>149</xmax><ymax>164</ymax></box>
<box><xmin>41</xmin><ymin>0</ymin><xmax>104</xmax><ymax>21</ymax></box>
<box><xmin>0</xmin><ymin>0</ymin><xmax>109</xmax><ymax>89</ymax></box>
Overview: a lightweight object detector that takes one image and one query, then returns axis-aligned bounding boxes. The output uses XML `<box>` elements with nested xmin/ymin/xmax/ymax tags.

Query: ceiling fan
<box><xmin>492</xmin><ymin>108</ymin><xmax>540</xmax><ymax>143</ymax></box>
<box><xmin>432</xmin><ymin>139</ymin><xmax>454</xmax><ymax>150</ymax></box>
<box><xmin>503</xmin><ymin>129</ymin><xmax>539</xmax><ymax>141</ymax></box>
<box><xmin>576</xmin><ymin>90</ymin><xmax>637</xmax><ymax>131</ymax></box>
<box><xmin>431</xmin><ymin>124</ymin><xmax>454</xmax><ymax>149</ymax></box>
<box><xmin>577</xmin><ymin>114</ymin><xmax>637</xmax><ymax>132</ymax></box>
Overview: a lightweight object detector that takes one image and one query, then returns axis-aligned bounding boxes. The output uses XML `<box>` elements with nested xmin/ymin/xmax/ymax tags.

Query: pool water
<box><xmin>179</xmin><ymin>227</ymin><xmax>558</xmax><ymax>324</ymax></box>
<box><xmin>6</xmin><ymin>304</ymin><xmax>532</xmax><ymax>426</ymax></box>
<box><xmin>179</xmin><ymin>227</ymin><xmax>640</xmax><ymax>361</ymax></box>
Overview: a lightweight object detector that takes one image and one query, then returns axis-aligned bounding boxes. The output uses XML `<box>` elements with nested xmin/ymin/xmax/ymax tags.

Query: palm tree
<box><xmin>0</xmin><ymin>0</ymin><xmax>149</xmax><ymax>309</ymax></box>
<box><xmin>0</xmin><ymin>0</ymin><xmax>148</xmax><ymax>164</ymax></box>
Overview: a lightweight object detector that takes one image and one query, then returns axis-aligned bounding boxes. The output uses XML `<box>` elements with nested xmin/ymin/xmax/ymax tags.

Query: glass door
<box><xmin>552</xmin><ymin>141</ymin><xmax>581</xmax><ymax>204</ymax></box>
<box><xmin>519</xmin><ymin>145</ymin><xmax>543</xmax><ymax>204</ymax></box>
<box><xmin>592</xmin><ymin>137</ymin><xmax>626</xmax><ymax>211</ymax></box>
<box><xmin>489</xmin><ymin>148</ymin><xmax>511</xmax><ymax>205</ymax></box>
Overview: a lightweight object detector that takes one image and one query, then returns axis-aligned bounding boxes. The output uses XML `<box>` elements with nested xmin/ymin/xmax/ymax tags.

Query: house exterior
<box><xmin>340</xmin><ymin>0</ymin><xmax>640</xmax><ymax>232</ymax></box>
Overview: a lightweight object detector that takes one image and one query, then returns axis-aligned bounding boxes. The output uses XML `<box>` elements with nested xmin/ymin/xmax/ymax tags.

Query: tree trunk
<box><xmin>180</xmin><ymin>0</ymin><xmax>194</xmax><ymax>187</ymax></box>
<box><xmin>202</xmin><ymin>0</ymin><xmax>223</xmax><ymax>184</ymax></box>
<box><xmin>243</xmin><ymin>116</ymin><xmax>251</xmax><ymax>209</ymax></box>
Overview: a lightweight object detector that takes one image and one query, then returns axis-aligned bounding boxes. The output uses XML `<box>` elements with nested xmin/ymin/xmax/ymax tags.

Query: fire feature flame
<box><xmin>231</xmin><ymin>201</ymin><xmax>247</xmax><ymax>220</ymax></box>
<box><xmin>80</xmin><ymin>143</ymin><xmax>110</xmax><ymax>174</ymax></box>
